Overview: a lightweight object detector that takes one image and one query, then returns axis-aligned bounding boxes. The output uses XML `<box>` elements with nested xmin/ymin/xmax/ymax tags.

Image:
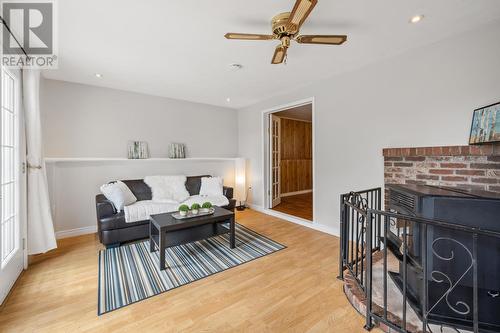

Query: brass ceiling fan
<box><xmin>224</xmin><ymin>0</ymin><xmax>347</xmax><ymax>64</ymax></box>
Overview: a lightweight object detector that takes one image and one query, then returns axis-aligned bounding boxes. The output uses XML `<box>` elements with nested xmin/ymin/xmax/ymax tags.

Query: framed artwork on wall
<box><xmin>469</xmin><ymin>101</ymin><xmax>500</xmax><ymax>145</ymax></box>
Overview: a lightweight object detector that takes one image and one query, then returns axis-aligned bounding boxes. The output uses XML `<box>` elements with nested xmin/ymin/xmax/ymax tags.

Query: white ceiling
<box><xmin>43</xmin><ymin>0</ymin><xmax>500</xmax><ymax>108</ymax></box>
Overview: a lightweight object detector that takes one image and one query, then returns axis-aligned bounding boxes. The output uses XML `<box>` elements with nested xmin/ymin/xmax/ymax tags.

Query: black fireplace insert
<box><xmin>386</xmin><ymin>184</ymin><xmax>500</xmax><ymax>332</ymax></box>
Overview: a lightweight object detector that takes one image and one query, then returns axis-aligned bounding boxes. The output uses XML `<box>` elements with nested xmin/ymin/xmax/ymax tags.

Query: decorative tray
<box><xmin>171</xmin><ymin>208</ymin><xmax>215</xmax><ymax>220</ymax></box>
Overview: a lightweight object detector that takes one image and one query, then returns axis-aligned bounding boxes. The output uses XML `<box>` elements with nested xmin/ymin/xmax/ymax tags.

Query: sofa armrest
<box><xmin>223</xmin><ymin>186</ymin><xmax>234</xmax><ymax>199</ymax></box>
<box><xmin>96</xmin><ymin>194</ymin><xmax>117</xmax><ymax>219</ymax></box>
<box><xmin>225</xmin><ymin>199</ymin><xmax>236</xmax><ymax>212</ymax></box>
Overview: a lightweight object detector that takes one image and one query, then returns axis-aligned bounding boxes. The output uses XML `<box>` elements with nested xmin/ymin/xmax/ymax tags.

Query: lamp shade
<box><xmin>234</xmin><ymin>158</ymin><xmax>246</xmax><ymax>203</ymax></box>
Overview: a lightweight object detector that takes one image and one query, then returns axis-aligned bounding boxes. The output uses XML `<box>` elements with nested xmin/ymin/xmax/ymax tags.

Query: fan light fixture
<box><xmin>95</xmin><ymin>73</ymin><xmax>103</xmax><ymax>78</ymax></box>
<box><xmin>410</xmin><ymin>15</ymin><xmax>424</xmax><ymax>24</ymax></box>
<box><xmin>226</xmin><ymin>97</ymin><xmax>231</xmax><ymax>103</ymax></box>
<box><xmin>224</xmin><ymin>0</ymin><xmax>347</xmax><ymax>64</ymax></box>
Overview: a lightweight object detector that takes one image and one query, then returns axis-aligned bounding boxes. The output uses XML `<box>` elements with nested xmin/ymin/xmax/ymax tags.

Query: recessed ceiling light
<box><xmin>95</xmin><ymin>73</ymin><xmax>103</xmax><ymax>78</ymax></box>
<box><xmin>410</xmin><ymin>15</ymin><xmax>424</xmax><ymax>24</ymax></box>
<box><xmin>226</xmin><ymin>97</ymin><xmax>231</xmax><ymax>103</ymax></box>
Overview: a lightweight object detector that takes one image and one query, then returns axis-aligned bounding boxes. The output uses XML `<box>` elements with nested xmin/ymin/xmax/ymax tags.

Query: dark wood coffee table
<box><xmin>149</xmin><ymin>206</ymin><xmax>235</xmax><ymax>270</ymax></box>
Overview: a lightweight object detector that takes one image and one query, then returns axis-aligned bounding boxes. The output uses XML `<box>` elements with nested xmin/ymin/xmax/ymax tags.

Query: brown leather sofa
<box><xmin>95</xmin><ymin>175</ymin><xmax>236</xmax><ymax>248</ymax></box>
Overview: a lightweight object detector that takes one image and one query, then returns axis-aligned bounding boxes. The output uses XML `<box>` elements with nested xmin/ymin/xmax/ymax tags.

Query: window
<box><xmin>1</xmin><ymin>68</ymin><xmax>19</xmax><ymax>267</ymax></box>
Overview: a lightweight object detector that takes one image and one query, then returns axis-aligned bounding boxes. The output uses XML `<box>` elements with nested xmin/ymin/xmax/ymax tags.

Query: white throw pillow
<box><xmin>144</xmin><ymin>175</ymin><xmax>190</xmax><ymax>203</ymax></box>
<box><xmin>199</xmin><ymin>177</ymin><xmax>223</xmax><ymax>196</ymax></box>
<box><xmin>100</xmin><ymin>181</ymin><xmax>137</xmax><ymax>212</ymax></box>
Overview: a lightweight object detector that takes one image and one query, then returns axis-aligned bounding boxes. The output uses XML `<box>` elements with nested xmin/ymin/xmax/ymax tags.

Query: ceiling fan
<box><xmin>224</xmin><ymin>0</ymin><xmax>347</xmax><ymax>64</ymax></box>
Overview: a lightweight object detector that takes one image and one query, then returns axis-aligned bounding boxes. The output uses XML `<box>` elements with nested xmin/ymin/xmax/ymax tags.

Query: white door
<box><xmin>0</xmin><ymin>67</ymin><xmax>25</xmax><ymax>305</ymax></box>
<box><xmin>270</xmin><ymin>115</ymin><xmax>281</xmax><ymax>207</ymax></box>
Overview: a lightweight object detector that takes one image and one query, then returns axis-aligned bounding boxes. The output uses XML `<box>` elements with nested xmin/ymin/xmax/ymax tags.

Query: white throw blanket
<box><xmin>124</xmin><ymin>200</ymin><xmax>179</xmax><ymax>223</ymax></box>
<box><xmin>123</xmin><ymin>195</ymin><xmax>229</xmax><ymax>223</ymax></box>
<box><xmin>182</xmin><ymin>195</ymin><xmax>229</xmax><ymax>208</ymax></box>
<box><xmin>144</xmin><ymin>175</ymin><xmax>190</xmax><ymax>203</ymax></box>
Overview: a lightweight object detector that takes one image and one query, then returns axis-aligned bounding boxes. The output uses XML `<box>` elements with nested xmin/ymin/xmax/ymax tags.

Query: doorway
<box><xmin>264</xmin><ymin>100</ymin><xmax>313</xmax><ymax>222</ymax></box>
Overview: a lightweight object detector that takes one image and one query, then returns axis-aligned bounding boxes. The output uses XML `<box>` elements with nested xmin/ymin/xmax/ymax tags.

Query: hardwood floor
<box><xmin>0</xmin><ymin>209</ymin><xmax>377</xmax><ymax>333</ymax></box>
<box><xmin>272</xmin><ymin>192</ymin><xmax>313</xmax><ymax>221</ymax></box>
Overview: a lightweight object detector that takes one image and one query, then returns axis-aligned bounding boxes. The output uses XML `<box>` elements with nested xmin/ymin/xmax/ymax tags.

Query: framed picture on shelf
<box><xmin>469</xmin><ymin>101</ymin><xmax>500</xmax><ymax>145</ymax></box>
<box><xmin>127</xmin><ymin>141</ymin><xmax>149</xmax><ymax>159</ymax></box>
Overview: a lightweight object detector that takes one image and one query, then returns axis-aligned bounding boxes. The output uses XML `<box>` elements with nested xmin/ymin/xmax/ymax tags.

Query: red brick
<box><xmin>440</xmin><ymin>163</ymin><xmax>467</xmax><ymax>168</ymax></box>
<box><xmin>386</xmin><ymin>167</ymin><xmax>402</xmax><ymax>173</ymax></box>
<box><xmin>424</xmin><ymin>147</ymin><xmax>433</xmax><ymax>155</ymax></box>
<box><xmin>494</xmin><ymin>144</ymin><xmax>500</xmax><ymax>156</ymax></box>
<box><xmin>417</xmin><ymin>174</ymin><xmax>439</xmax><ymax>180</ymax></box>
<box><xmin>460</xmin><ymin>146</ymin><xmax>470</xmax><ymax>155</ymax></box>
<box><xmin>385</xmin><ymin>157</ymin><xmax>403</xmax><ymax>161</ymax></box>
<box><xmin>469</xmin><ymin>145</ymin><xmax>482</xmax><ymax>155</ymax></box>
<box><xmin>489</xmin><ymin>185</ymin><xmax>500</xmax><ymax>192</ymax></box>
<box><xmin>472</xmin><ymin>177</ymin><xmax>498</xmax><ymax>184</ymax></box>
<box><xmin>405</xmin><ymin>180</ymin><xmax>426</xmax><ymax>185</ymax></box>
<box><xmin>394</xmin><ymin>162</ymin><xmax>413</xmax><ymax>167</ymax></box>
<box><xmin>487</xmin><ymin>156</ymin><xmax>500</xmax><ymax>162</ymax></box>
<box><xmin>384</xmin><ymin>162</ymin><xmax>393</xmax><ymax>167</ymax></box>
<box><xmin>441</xmin><ymin>176</ymin><xmax>468</xmax><ymax>182</ymax></box>
<box><xmin>434</xmin><ymin>156</ymin><xmax>453</xmax><ymax>161</ymax></box>
<box><xmin>402</xmin><ymin>148</ymin><xmax>411</xmax><ymax>156</ymax></box>
<box><xmin>409</xmin><ymin>148</ymin><xmax>417</xmax><ymax>156</ymax></box>
<box><xmin>432</xmin><ymin>147</ymin><xmax>443</xmax><ymax>156</ymax></box>
<box><xmin>416</xmin><ymin>148</ymin><xmax>426</xmax><ymax>156</ymax></box>
<box><xmin>456</xmin><ymin>184</ymin><xmax>487</xmax><ymax>191</ymax></box>
<box><xmin>429</xmin><ymin>169</ymin><xmax>453</xmax><ymax>175</ymax></box>
<box><xmin>456</xmin><ymin>169</ymin><xmax>486</xmax><ymax>176</ymax></box>
<box><xmin>449</xmin><ymin>146</ymin><xmax>461</xmax><ymax>156</ymax></box>
<box><xmin>470</xmin><ymin>163</ymin><xmax>500</xmax><ymax>170</ymax></box>
<box><xmin>405</xmin><ymin>156</ymin><xmax>425</xmax><ymax>161</ymax></box>
<box><xmin>481</xmin><ymin>145</ymin><xmax>494</xmax><ymax>155</ymax></box>
<box><xmin>441</xmin><ymin>146</ymin><xmax>451</xmax><ymax>155</ymax></box>
<box><xmin>384</xmin><ymin>173</ymin><xmax>393</xmax><ymax>178</ymax></box>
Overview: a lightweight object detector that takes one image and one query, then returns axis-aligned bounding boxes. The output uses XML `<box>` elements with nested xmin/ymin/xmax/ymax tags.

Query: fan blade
<box><xmin>286</xmin><ymin>0</ymin><xmax>318</xmax><ymax>34</ymax></box>
<box><xmin>296</xmin><ymin>35</ymin><xmax>347</xmax><ymax>45</ymax></box>
<box><xmin>225</xmin><ymin>33</ymin><xmax>274</xmax><ymax>40</ymax></box>
<box><xmin>271</xmin><ymin>45</ymin><xmax>287</xmax><ymax>64</ymax></box>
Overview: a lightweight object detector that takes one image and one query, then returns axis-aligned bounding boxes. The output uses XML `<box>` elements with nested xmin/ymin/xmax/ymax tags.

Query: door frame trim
<box><xmin>260</xmin><ymin>97</ymin><xmax>315</xmax><ymax>223</ymax></box>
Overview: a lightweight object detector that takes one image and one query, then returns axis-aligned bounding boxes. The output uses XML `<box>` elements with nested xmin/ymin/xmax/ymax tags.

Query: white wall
<box><xmin>40</xmin><ymin>79</ymin><xmax>238</xmax><ymax>158</ymax></box>
<box><xmin>238</xmin><ymin>20</ymin><xmax>500</xmax><ymax>234</ymax></box>
<box><xmin>40</xmin><ymin>80</ymin><xmax>240</xmax><ymax>236</ymax></box>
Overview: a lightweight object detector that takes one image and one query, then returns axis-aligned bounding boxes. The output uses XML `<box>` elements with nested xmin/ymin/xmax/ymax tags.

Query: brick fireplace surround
<box><xmin>383</xmin><ymin>143</ymin><xmax>500</xmax><ymax>194</ymax></box>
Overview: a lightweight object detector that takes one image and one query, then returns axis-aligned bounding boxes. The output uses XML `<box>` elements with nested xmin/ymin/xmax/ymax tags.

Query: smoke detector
<box><xmin>228</xmin><ymin>63</ymin><xmax>243</xmax><ymax>71</ymax></box>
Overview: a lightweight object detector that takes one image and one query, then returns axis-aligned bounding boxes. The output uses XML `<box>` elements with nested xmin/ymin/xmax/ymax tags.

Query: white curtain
<box><xmin>23</xmin><ymin>69</ymin><xmax>57</xmax><ymax>254</ymax></box>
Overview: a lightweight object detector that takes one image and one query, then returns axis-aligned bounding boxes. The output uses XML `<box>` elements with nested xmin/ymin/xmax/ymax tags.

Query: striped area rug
<box><xmin>98</xmin><ymin>223</ymin><xmax>285</xmax><ymax>314</ymax></box>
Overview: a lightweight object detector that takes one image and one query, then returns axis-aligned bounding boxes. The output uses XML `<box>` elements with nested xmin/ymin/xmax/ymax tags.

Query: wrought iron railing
<box><xmin>339</xmin><ymin>189</ymin><xmax>500</xmax><ymax>333</ymax></box>
<box><xmin>338</xmin><ymin>188</ymin><xmax>382</xmax><ymax>286</ymax></box>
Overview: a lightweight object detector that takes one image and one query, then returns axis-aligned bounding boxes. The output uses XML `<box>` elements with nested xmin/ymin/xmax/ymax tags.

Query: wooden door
<box><xmin>270</xmin><ymin>115</ymin><xmax>281</xmax><ymax>207</ymax></box>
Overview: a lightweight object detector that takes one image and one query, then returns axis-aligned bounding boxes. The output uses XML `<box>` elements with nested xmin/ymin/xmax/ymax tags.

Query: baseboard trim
<box><xmin>56</xmin><ymin>226</ymin><xmax>97</xmax><ymax>239</ymax></box>
<box><xmin>247</xmin><ymin>204</ymin><xmax>338</xmax><ymax>236</ymax></box>
<box><xmin>281</xmin><ymin>189</ymin><xmax>313</xmax><ymax>197</ymax></box>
